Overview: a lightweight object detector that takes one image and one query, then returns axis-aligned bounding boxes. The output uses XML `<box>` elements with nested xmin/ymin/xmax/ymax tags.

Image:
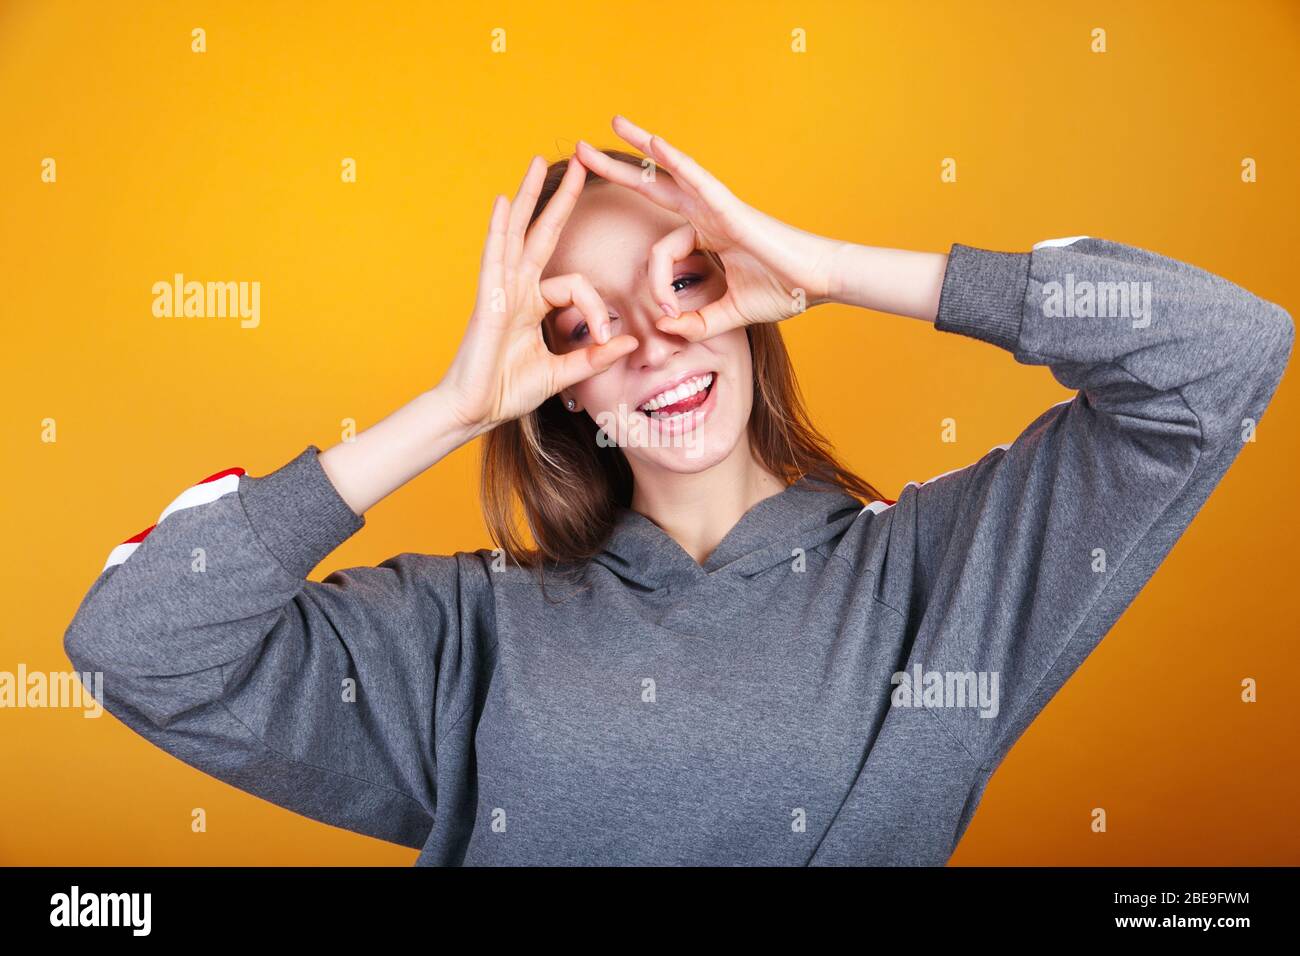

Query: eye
<box><xmin>569</xmin><ymin>315</ymin><xmax>619</xmax><ymax>343</ymax></box>
<box><xmin>671</xmin><ymin>274</ymin><xmax>703</xmax><ymax>294</ymax></box>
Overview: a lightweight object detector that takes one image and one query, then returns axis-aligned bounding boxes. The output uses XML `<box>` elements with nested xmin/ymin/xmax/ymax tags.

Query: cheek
<box><xmin>699</xmin><ymin>331</ymin><xmax>755</xmax><ymax>443</ymax></box>
<box><xmin>720</xmin><ymin>336</ymin><xmax>757</xmax><ymax>437</ymax></box>
<box><xmin>716</xmin><ymin>330</ymin><xmax>753</xmax><ymax>393</ymax></box>
<box><xmin>574</xmin><ymin>373</ymin><xmax>623</xmax><ymax>414</ymax></box>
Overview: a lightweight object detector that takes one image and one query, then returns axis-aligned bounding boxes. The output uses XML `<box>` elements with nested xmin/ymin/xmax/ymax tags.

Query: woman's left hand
<box><xmin>576</xmin><ymin>116</ymin><xmax>846</xmax><ymax>342</ymax></box>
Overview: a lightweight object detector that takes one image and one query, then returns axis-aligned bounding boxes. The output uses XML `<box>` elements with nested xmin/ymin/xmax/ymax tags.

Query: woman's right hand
<box><xmin>436</xmin><ymin>154</ymin><xmax>640</xmax><ymax>437</ymax></box>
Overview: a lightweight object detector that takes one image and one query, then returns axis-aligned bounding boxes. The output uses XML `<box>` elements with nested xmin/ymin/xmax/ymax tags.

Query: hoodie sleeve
<box><xmin>62</xmin><ymin>444</ymin><xmax>496</xmax><ymax>850</ymax></box>
<box><xmin>876</xmin><ymin>237</ymin><xmax>1293</xmax><ymax>772</ymax></box>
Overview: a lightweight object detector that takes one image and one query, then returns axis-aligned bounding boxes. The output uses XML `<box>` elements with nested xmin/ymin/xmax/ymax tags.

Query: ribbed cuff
<box><xmin>238</xmin><ymin>444</ymin><xmax>366</xmax><ymax>579</ymax></box>
<box><xmin>934</xmin><ymin>243</ymin><xmax>1031</xmax><ymax>352</ymax></box>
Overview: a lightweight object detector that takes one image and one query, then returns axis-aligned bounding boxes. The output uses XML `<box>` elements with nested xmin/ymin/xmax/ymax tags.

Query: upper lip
<box><xmin>634</xmin><ymin>369</ymin><xmax>716</xmax><ymax>411</ymax></box>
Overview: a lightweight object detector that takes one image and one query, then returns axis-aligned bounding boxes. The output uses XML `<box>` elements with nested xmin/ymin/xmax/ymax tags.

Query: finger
<box><xmin>606</xmin><ymin>113</ymin><xmax>655</xmax><ymax>156</ymax></box>
<box><xmin>550</xmin><ymin>334</ymin><xmax>639</xmax><ymax>394</ymax></box>
<box><xmin>505</xmin><ymin>155</ymin><xmax>547</xmax><ymax>285</ymax></box>
<box><xmin>647</xmin><ymin>222</ymin><xmax>698</xmax><ymax>319</ymax></box>
<box><xmin>653</xmin><ymin>311</ymin><xmax>711</xmax><ymax>342</ymax></box>
<box><xmin>611</xmin><ymin>115</ymin><xmax>733</xmax><ymax>209</ymax></box>
<box><xmin>522</xmin><ymin>154</ymin><xmax>585</xmax><ymax>276</ymax></box>
<box><xmin>474</xmin><ymin>194</ymin><xmax>511</xmax><ymax>317</ymax></box>
<box><xmin>653</xmin><ymin>296</ymin><xmax>740</xmax><ymax>343</ymax></box>
<box><xmin>539</xmin><ymin>272</ymin><xmax>613</xmax><ymax>345</ymax></box>
<box><xmin>574</xmin><ymin>139</ymin><xmax>688</xmax><ymax>215</ymax></box>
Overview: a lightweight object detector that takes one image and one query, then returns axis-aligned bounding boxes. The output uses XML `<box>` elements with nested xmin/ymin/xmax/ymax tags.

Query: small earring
<box><xmin>565</xmin><ymin>398</ymin><xmax>576</xmax><ymax>411</ymax></box>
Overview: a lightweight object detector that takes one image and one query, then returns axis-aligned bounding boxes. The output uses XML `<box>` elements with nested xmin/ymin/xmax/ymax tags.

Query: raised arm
<box><xmin>862</xmin><ymin>236</ymin><xmax>1293</xmax><ymax>774</ymax></box>
<box><xmin>62</xmin><ymin>153</ymin><xmax>636</xmax><ymax>850</ymax></box>
<box><xmin>581</xmin><ymin>116</ymin><xmax>1294</xmax><ymax>829</ymax></box>
<box><xmin>64</xmin><ymin>443</ymin><xmax>487</xmax><ymax>848</ymax></box>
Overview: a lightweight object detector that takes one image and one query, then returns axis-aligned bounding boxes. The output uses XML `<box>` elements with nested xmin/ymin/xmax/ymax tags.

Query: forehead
<box><xmin>538</xmin><ymin>182</ymin><xmax>685</xmax><ymax>286</ymax></box>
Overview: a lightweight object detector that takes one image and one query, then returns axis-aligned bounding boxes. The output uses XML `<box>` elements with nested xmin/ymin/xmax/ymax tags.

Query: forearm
<box><xmin>317</xmin><ymin>385</ymin><xmax>480</xmax><ymax>516</ymax></box>
<box><xmin>826</xmin><ymin>242</ymin><xmax>949</xmax><ymax>322</ymax></box>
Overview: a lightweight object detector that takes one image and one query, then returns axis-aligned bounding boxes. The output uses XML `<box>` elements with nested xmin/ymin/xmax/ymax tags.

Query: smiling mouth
<box><xmin>635</xmin><ymin>372</ymin><xmax>716</xmax><ymax>420</ymax></box>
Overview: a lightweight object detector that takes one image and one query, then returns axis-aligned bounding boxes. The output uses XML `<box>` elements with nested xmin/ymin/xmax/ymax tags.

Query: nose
<box><xmin>626</xmin><ymin>307</ymin><xmax>686</xmax><ymax>371</ymax></box>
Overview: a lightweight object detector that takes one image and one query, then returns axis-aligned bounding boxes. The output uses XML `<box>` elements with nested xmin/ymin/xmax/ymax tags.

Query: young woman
<box><xmin>65</xmin><ymin>116</ymin><xmax>1293</xmax><ymax>866</ymax></box>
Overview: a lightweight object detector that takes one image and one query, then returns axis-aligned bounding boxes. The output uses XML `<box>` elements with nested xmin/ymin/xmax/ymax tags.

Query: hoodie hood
<box><xmin>590</xmin><ymin>477</ymin><xmax>866</xmax><ymax>591</ymax></box>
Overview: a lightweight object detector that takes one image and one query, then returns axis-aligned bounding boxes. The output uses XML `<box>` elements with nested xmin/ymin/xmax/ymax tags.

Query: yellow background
<box><xmin>2</xmin><ymin>0</ymin><xmax>1297</xmax><ymax>865</ymax></box>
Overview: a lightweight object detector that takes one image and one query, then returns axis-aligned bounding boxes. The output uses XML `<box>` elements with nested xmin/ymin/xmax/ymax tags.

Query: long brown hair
<box><xmin>481</xmin><ymin>148</ymin><xmax>885</xmax><ymax>568</ymax></box>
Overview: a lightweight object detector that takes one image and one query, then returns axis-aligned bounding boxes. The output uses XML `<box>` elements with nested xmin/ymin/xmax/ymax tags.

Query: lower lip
<box><xmin>637</xmin><ymin>376</ymin><xmax>718</xmax><ymax>435</ymax></box>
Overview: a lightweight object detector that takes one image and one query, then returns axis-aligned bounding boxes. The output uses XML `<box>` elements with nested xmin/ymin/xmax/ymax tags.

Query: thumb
<box><xmin>551</xmin><ymin>334</ymin><xmax>639</xmax><ymax>393</ymax></box>
<box><xmin>654</xmin><ymin>297</ymin><xmax>736</xmax><ymax>342</ymax></box>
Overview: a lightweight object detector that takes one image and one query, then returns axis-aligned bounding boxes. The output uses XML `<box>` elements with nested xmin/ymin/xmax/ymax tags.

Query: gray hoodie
<box><xmin>63</xmin><ymin>237</ymin><xmax>1293</xmax><ymax>865</ymax></box>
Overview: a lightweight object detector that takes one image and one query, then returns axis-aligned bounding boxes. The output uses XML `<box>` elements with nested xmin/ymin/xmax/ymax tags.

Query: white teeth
<box><xmin>639</xmin><ymin>373</ymin><xmax>714</xmax><ymax>413</ymax></box>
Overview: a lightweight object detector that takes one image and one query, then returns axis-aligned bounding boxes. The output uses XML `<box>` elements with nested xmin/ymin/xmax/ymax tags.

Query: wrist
<box><xmin>817</xmin><ymin>238</ymin><xmax>852</xmax><ymax>308</ymax></box>
<box><xmin>423</xmin><ymin>383</ymin><xmax>493</xmax><ymax>447</ymax></box>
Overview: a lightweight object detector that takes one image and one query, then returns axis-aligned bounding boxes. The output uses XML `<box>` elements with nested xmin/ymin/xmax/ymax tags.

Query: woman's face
<box><xmin>540</xmin><ymin>181</ymin><xmax>753</xmax><ymax>475</ymax></box>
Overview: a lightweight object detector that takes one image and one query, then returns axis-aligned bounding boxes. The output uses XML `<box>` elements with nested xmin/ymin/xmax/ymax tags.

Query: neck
<box><xmin>629</xmin><ymin>438</ymin><xmax>788</xmax><ymax>565</ymax></box>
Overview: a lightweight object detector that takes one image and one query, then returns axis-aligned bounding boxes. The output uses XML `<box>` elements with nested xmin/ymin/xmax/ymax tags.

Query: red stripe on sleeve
<box><xmin>122</xmin><ymin>523</ymin><xmax>156</xmax><ymax>544</ymax></box>
<box><xmin>114</xmin><ymin>466</ymin><xmax>245</xmax><ymax>546</ymax></box>
<box><xmin>197</xmin><ymin>466</ymin><xmax>247</xmax><ymax>484</ymax></box>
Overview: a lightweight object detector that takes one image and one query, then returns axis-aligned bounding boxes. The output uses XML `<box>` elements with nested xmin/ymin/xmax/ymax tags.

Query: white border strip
<box><xmin>102</xmin><ymin>472</ymin><xmax>243</xmax><ymax>571</ymax></box>
<box><xmin>1032</xmin><ymin>235</ymin><xmax>1090</xmax><ymax>250</ymax></box>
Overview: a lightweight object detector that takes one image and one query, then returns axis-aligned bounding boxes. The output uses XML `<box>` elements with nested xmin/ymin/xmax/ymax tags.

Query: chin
<box><xmin>632</xmin><ymin>435</ymin><xmax>741</xmax><ymax>475</ymax></box>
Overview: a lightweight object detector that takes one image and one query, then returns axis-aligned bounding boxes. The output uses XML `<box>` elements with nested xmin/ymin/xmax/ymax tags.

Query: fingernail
<box><xmin>596</xmin><ymin>325</ymin><xmax>610</xmax><ymax>344</ymax></box>
<box><xmin>660</xmin><ymin>301</ymin><xmax>680</xmax><ymax>319</ymax></box>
